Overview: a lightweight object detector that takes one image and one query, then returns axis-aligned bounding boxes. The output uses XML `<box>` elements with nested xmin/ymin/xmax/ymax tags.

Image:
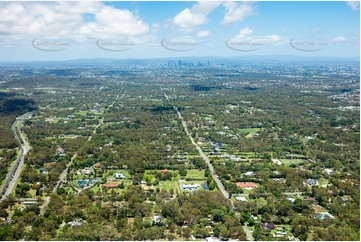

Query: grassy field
<box><xmin>143</xmin><ymin>174</ymin><xmax>155</xmax><ymax>182</ymax></box>
<box><xmin>238</xmin><ymin>128</ymin><xmax>261</xmax><ymax>134</ymax></box>
<box><xmin>105</xmin><ymin>169</ymin><xmax>131</xmax><ymax>179</ymax></box>
<box><xmin>279</xmin><ymin>159</ymin><xmax>305</xmax><ymax>166</ymax></box>
<box><xmin>75</xmin><ymin>111</ymin><xmax>89</xmax><ymax>116</ymax></box>
<box><xmin>255</xmin><ymin>197</ymin><xmax>267</xmax><ymax>207</ymax></box>
<box><xmin>90</xmin><ymin>185</ymin><xmax>99</xmax><ymax>193</ymax></box>
<box><xmin>318</xmin><ymin>178</ymin><xmax>329</xmax><ymax>187</ymax></box>
<box><xmin>159</xmin><ymin>180</ymin><xmax>180</xmax><ymax>193</ymax></box>
<box><xmin>185</xmin><ymin>169</ymin><xmax>205</xmax><ymax>180</ymax></box>
<box><xmin>179</xmin><ymin>180</ymin><xmax>208</xmax><ymax>191</ymax></box>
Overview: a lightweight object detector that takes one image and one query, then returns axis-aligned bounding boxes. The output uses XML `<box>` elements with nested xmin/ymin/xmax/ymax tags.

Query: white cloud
<box><xmin>222</xmin><ymin>2</ymin><xmax>254</xmax><ymax>25</ymax></box>
<box><xmin>0</xmin><ymin>2</ymin><xmax>149</xmax><ymax>42</ymax></box>
<box><xmin>173</xmin><ymin>8</ymin><xmax>207</xmax><ymax>32</ymax></box>
<box><xmin>233</xmin><ymin>33</ymin><xmax>283</xmax><ymax>44</ymax></box>
<box><xmin>347</xmin><ymin>1</ymin><xmax>360</xmax><ymax>10</ymax></box>
<box><xmin>173</xmin><ymin>1</ymin><xmax>221</xmax><ymax>33</ymax></box>
<box><xmin>234</xmin><ymin>27</ymin><xmax>282</xmax><ymax>44</ymax></box>
<box><xmin>151</xmin><ymin>23</ymin><xmax>160</xmax><ymax>33</ymax></box>
<box><xmin>238</xmin><ymin>27</ymin><xmax>253</xmax><ymax>36</ymax></box>
<box><xmin>331</xmin><ymin>36</ymin><xmax>347</xmax><ymax>42</ymax></box>
<box><xmin>311</xmin><ymin>27</ymin><xmax>320</xmax><ymax>34</ymax></box>
<box><xmin>197</xmin><ymin>30</ymin><xmax>210</xmax><ymax>37</ymax></box>
<box><xmin>80</xmin><ymin>6</ymin><xmax>149</xmax><ymax>37</ymax></box>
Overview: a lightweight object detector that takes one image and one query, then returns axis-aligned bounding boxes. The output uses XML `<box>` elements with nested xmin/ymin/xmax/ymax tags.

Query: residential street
<box><xmin>164</xmin><ymin>91</ymin><xmax>253</xmax><ymax>241</ymax></box>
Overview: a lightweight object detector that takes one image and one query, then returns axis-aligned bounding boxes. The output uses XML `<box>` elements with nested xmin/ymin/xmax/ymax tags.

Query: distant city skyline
<box><xmin>0</xmin><ymin>1</ymin><xmax>359</xmax><ymax>61</ymax></box>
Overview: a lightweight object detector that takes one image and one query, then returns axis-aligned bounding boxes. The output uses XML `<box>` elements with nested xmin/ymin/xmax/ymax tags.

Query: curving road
<box><xmin>0</xmin><ymin>113</ymin><xmax>32</xmax><ymax>200</ymax></box>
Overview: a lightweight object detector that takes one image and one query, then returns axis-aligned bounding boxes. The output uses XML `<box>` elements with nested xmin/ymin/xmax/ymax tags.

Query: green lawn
<box><xmin>238</xmin><ymin>128</ymin><xmax>261</xmax><ymax>134</ymax></box>
<box><xmin>179</xmin><ymin>180</ymin><xmax>208</xmax><ymax>191</ymax></box>
<box><xmin>185</xmin><ymin>169</ymin><xmax>205</xmax><ymax>180</ymax></box>
<box><xmin>318</xmin><ymin>178</ymin><xmax>329</xmax><ymax>187</ymax></box>
<box><xmin>255</xmin><ymin>197</ymin><xmax>267</xmax><ymax>207</ymax></box>
<box><xmin>28</xmin><ymin>189</ymin><xmax>36</xmax><ymax>198</ymax></box>
<box><xmin>159</xmin><ymin>181</ymin><xmax>180</xmax><ymax>193</ymax></box>
<box><xmin>241</xmin><ymin>189</ymin><xmax>251</xmax><ymax>194</ymax></box>
<box><xmin>75</xmin><ymin>111</ymin><xmax>88</xmax><ymax>116</ymax></box>
<box><xmin>90</xmin><ymin>185</ymin><xmax>99</xmax><ymax>193</ymax></box>
<box><xmin>105</xmin><ymin>169</ymin><xmax>131</xmax><ymax>179</ymax></box>
<box><xmin>143</xmin><ymin>174</ymin><xmax>155</xmax><ymax>182</ymax></box>
<box><xmin>279</xmin><ymin>159</ymin><xmax>305</xmax><ymax>166</ymax></box>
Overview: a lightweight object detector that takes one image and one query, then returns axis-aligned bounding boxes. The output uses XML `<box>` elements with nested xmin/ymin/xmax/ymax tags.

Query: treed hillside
<box><xmin>0</xmin><ymin>92</ymin><xmax>36</xmax><ymax>148</ymax></box>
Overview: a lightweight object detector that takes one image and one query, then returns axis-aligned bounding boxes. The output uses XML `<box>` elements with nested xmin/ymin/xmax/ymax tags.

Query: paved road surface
<box><xmin>0</xmin><ymin>113</ymin><xmax>32</xmax><ymax>200</ymax></box>
<box><xmin>163</xmin><ymin>91</ymin><xmax>253</xmax><ymax>241</ymax></box>
<box><xmin>40</xmin><ymin>152</ymin><xmax>78</xmax><ymax>214</ymax></box>
<box><xmin>243</xmin><ymin>224</ymin><xmax>254</xmax><ymax>241</ymax></box>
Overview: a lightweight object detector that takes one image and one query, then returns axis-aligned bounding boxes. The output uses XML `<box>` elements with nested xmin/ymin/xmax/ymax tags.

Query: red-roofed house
<box><xmin>160</xmin><ymin>169</ymin><xmax>169</xmax><ymax>173</ymax></box>
<box><xmin>100</xmin><ymin>183</ymin><xmax>118</xmax><ymax>188</ymax></box>
<box><xmin>236</xmin><ymin>182</ymin><xmax>258</xmax><ymax>189</ymax></box>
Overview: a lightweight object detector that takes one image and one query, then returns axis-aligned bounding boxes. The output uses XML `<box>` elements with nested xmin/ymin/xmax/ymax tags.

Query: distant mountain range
<box><xmin>0</xmin><ymin>55</ymin><xmax>359</xmax><ymax>67</ymax></box>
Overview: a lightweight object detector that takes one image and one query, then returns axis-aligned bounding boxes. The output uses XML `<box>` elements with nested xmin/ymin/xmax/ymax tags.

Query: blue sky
<box><xmin>0</xmin><ymin>1</ymin><xmax>359</xmax><ymax>61</ymax></box>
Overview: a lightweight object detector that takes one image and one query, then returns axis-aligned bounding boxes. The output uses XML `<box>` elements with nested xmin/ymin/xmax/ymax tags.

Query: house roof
<box><xmin>236</xmin><ymin>182</ymin><xmax>257</xmax><ymax>188</ymax></box>
<box><xmin>315</xmin><ymin>212</ymin><xmax>335</xmax><ymax>220</ymax></box>
<box><xmin>261</xmin><ymin>223</ymin><xmax>276</xmax><ymax>231</ymax></box>
<box><xmin>235</xmin><ymin>196</ymin><xmax>247</xmax><ymax>202</ymax></box>
<box><xmin>305</xmin><ymin>179</ymin><xmax>318</xmax><ymax>185</ymax></box>
<box><xmin>100</xmin><ymin>182</ymin><xmax>118</xmax><ymax>188</ymax></box>
<box><xmin>181</xmin><ymin>184</ymin><xmax>200</xmax><ymax>189</ymax></box>
<box><xmin>244</xmin><ymin>171</ymin><xmax>254</xmax><ymax>176</ymax></box>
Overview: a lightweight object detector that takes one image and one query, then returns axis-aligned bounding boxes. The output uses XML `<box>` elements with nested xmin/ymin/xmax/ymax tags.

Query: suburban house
<box><xmin>39</xmin><ymin>167</ymin><xmax>48</xmax><ymax>175</ymax></box>
<box><xmin>153</xmin><ymin>215</ymin><xmax>162</xmax><ymax>225</ymax></box>
<box><xmin>261</xmin><ymin>223</ymin><xmax>276</xmax><ymax>231</ymax></box>
<box><xmin>236</xmin><ymin>182</ymin><xmax>258</xmax><ymax>189</ymax></box>
<box><xmin>243</xmin><ymin>171</ymin><xmax>255</xmax><ymax>177</ymax></box>
<box><xmin>287</xmin><ymin>198</ymin><xmax>296</xmax><ymax>203</ymax></box>
<box><xmin>323</xmin><ymin>168</ymin><xmax>334</xmax><ymax>175</ymax></box>
<box><xmin>235</xmin><ymin>196</ymin><xmax>248</xmax><ymax>202</ymax></box>
<box><xmin>22</xmin><ymin>200</ymin><xmax>38</xmax><ymax>206</ymax></box>
<box><xmin>304</xmin><ymin>179</ymin><xmax>318</xmax><ymax>186</ymax></box>
<box><xmin>68</xmin><ymin>218</ymin><xmax>83</xmax><ymax>226</ymax></box>
<box><xmin>180</xmin><ymin>184</ymin><xmax>200</xmax><ymax>191</ymax></box>
<box><xmin>56</xmin><ymin>147</ymin><xmax>65</xmax><ymax>156</ymax></box>
<box><xmin>100</xmin><ymin>182</ymin><xmax>118</xmax><ymax>188</ymax></box>
<box><xmin>81</xmin><ymin>167</ymin><xmax>92</xmax><ymax>175</ymax></box>
<box><xmin>315</xmin><ymin>212</ymin><xmax>335</xmax><ymax>220</ymax></box>
<box><xmin>274</xmin><ymin>231</ymin><xmax>288</xmax><ymax>238</ymax></box>
<box><xmin>114</xmin><ymin>173</ymin><xmax>125</xmax><ymax>179</ymax></box>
